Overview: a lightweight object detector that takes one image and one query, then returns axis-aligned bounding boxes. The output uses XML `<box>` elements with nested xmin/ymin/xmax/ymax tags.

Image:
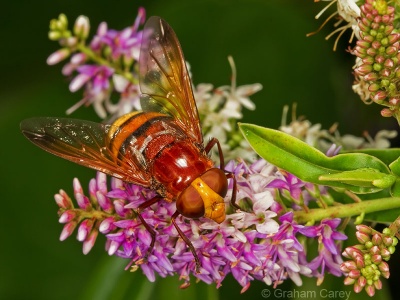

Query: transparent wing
<box><xmin>20</xmin><ymin>117</ymin><xmax>151</xmax><ymax>186</ymax></box>
<box><xmin>139</xmin><ymin>16</ymin><xmax>202</xmax><ymax>143</ymax></box>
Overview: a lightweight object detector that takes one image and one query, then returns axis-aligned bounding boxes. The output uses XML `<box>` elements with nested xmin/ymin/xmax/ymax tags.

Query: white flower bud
<box><xmin>46</xmin><ymin>48</ymin><xmax>70</xmax><ymax>65</ymax></box>
<box><xmin>74</xmin><ymin>15</ymin><xmax>90</xmax><ymax>39</ymax></box>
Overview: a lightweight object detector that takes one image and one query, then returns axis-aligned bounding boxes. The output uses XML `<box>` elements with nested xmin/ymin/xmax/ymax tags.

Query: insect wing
<box><xmin>139</xmin><ymin>16</ymin><xmax>202</xmax><ymax>143</ymax></box>
<box><xmin>20</xmin><ymin>117</ymin><xmax>151</xmax><ymax>185</ymax></box>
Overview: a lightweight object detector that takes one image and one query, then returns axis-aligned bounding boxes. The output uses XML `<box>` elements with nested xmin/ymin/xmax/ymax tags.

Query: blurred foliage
<box><xmin>1</xmin><ymin>0</ymin><xmax>398</xmax><ymax>299</ymax></box>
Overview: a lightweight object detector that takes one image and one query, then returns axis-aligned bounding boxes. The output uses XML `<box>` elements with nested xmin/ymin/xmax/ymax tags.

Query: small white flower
<box><xmin>252</xmin><ymin>192</ymin><xmax>279</xmax><ymax>234</ymax></box>
<box><xmin>215</xmin><ymin>56</ymin><xmax>261</xmax><ymax>114</ymax></box>
<box><xmin>193</xmin><ymin>83</ymin><xmax>213</xmax><ymax>109</ymax></box>
<box><xmin>113</xmin><ymin>73</ymin><xmax>130</xmax><ymax>92</ymax></box>
<box><xmin>340</xmin><ymin>134</ymin><xmax>365</xmax><ymax>149</ymax></box>
<box><xmin>305</xmin><ymin>124</ymin><xmax>328</xmax><ymax>147</ymax></box>
<box><xmin>362</xmin><ymin>130</ymin><xmax>398</xmax><ymax>149</ymax></box>
<box><xmin>310</xmin><ymin>0</ymin><xmax>361</xmax><ymax>50</ymax></box>
<box><xmin>92</xmin><ymin>91</ymin><xmax>110</xmax><ymax>119</ymax></box>
<box><xmin>280</xmin><ymin>105</ymin><xmax>331</xmax><ymax>148</ymax></box>
<box><xmin>203</xmin><ymin>111</ymin><xmax>230</xmax><ymax>140</ymax></box>
<box><xmin>195</xmin><ymin>56</ymin><xmax>261</xmax><ymax>162</ymax></box>
<box><xmin>105</xmin><ymin>74</ymin><xmax>141</xmax><ymax>118</ymax></box>
<box><xmin>221</xmin><ymin>140</ymin><xmax>258</xmax><ymax>162</ymax></box>
<box><xmin>337</xmin><ymin>0</ymin><xmax>360</xmax><ymax>23</ymax></box>
<box><xmin>279</xmin><ymin>104</ymin><xmax>397</xmax><ymax>153</ymax></box>
<box><xmin>232</xmin><ymin>195</ymin><xmax>278</xmax><ymax>234</ymax></box>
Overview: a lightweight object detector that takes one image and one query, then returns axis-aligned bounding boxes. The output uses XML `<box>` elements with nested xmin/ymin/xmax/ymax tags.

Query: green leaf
<box><xmin>80</xmin><ymin>256</ymin><xmax>221</xmax><ymax>300</ymax></box>
<box><xmin>239</xmin><ymin>123</ymin><xmax>390</xmax><ymax>193</ymax></box>
<box><xmin>391</xmin><ymin>178</ymin><xmax>400</xmax><ymax>197</ymax></box>
<box><xmin>389</xmin><ymin>157</ymin><xmax>400</xmax><ymax>176</ymax></box>
<box><xmin>365</xmin><ymin>208</ymin><xmax>400</xmax><ymax>223</ymax></box>
<box><xmin>347</xmin><ymin>148</ymin><xmax>400</xmax><ymax>166</ymax></box>
<box><xmin>319</xmin><ymin>169</ymin><xmax>396</xmax><ymax>189</ymax></box>
<box><xmin>79</xmin><ymin>256</ymin><xmax>153</xmax><ymax>300</ymax></box>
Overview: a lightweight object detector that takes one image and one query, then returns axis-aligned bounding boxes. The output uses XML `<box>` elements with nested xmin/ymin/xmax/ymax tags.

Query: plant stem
<box><xmin>293</xmin><ymin>197</ymin><xmax>400</xmax><ymax>223</ymax></box>
<box><xmin>73</xmin><ymin>207</ymin><xmax>115</xmax><ymax>221</ymax></box>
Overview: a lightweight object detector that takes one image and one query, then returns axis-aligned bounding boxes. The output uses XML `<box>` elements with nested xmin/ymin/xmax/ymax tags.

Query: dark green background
<box><xmin>1</xmin><ymin>0</ymin><xmax>397</xmax><ymax>299</ymax></box>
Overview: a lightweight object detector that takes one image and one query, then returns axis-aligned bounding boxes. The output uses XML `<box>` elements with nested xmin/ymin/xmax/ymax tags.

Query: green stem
<box><xmin>71</xmin><ymin>207</ymin><xmax>117</xmax><ymax>222</ymax></box>
<box><xmin>293</xmin><ymin>197</ymin><xmax>400</xmax><ymax>223</ymax></box>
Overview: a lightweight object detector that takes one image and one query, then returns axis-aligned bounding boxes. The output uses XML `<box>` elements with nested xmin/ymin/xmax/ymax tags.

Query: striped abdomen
<box><xmin>107</xmin><ymin>111</ymin><xmax>213</xmax><ymax>199</ymax></box>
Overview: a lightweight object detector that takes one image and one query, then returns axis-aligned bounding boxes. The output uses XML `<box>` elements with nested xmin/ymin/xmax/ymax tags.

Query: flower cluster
<box><xmin>352</xmin><ymin>0</ymin><xmax>400</xmax><ymax>119</ymax></box>
<box><xmin>311</xmin><ymin>1</ymin><xmax>400</xmax><ymax>124</ymax></box>
<box><xmin>340</xmin><ymin>224</ymin><xmax>397</xmax><ymax>296</ymax></box>
<box><xmin>194</xmin><ymin>56</ymin><xmax>262</xmax><ymax>162</ymax></box>
<box><xmin>48</xmin><ymin>8</ymin><xmax>146</xmax><ymax>119</ymax></box>
<box><xmin>300</xmin><ymin>219</ymin><xmax>347</xmax><ymax>284</ymax></box>
<box><xmin>279</xmin><ymin>104</ymin><xmax>397</xmax><ymax>152</ymax></box>
<box><xmin>55</xmin><ymin>158</ymin><xmax>352</xmax><ymax>291</ymax></box>
<box><xmin>310</xmin><ymin>0</ymin><xmax>361</xmax><ymax>50</ymax></box>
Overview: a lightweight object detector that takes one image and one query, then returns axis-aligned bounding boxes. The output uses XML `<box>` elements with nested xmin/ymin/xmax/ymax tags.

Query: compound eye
<box><xmin>176</xmin><ymin>168</ymin><xmax>228</xmax><ymax>220</ymax></box>
<box><xmin>200</xmin><ymin>168</ymin><xmax>228</xmax><ymax>198</ymax></box>
<box><xmin>176</xmin><ymin>185</ymin><xmax>204</xmax><ymax>218</ymax></box>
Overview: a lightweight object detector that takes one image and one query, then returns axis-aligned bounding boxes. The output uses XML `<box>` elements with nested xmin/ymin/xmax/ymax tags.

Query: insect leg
<box><xmin>204</xmin><ymin>137</ymin><xmax>224</xmax><ymax>170</ymax></box>
<box><xmin>171</xmin><ymin>211</ymin><xmax>201</xmax><ymax>273</ymax></box>
<box><xmin>226</xmin><ymin>173</ymin><xmax>241</xmax><ymax>210</ymax></box>
<box><xmin>135</xmin><ymin>196</ymin><xmax>163</xmax><ymax>260</ymax></box>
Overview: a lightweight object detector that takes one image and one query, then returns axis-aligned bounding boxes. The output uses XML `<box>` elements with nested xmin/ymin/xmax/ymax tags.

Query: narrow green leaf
<box><xmin>345</xmin><ymin>148</ymin><xmax>400</xmax><ymax>166</ymax></box>
<box><xmin>391</xmin><ymin>178</ymin><xmax>400</xmax><ymax>197</ymax></box>
<box><xmin>365</xmin><ymin>208</ymin><xmax>400</xmax><ymax>223</ymax></box>
<box><xmin>239</xmin><ymin>123</ymin><xmax>390</xmax><ymax>193</ymax></box>
<box><xmin>389</xmin><ymin>157</ymin><xmax>400</xmax><ymax>176</ymax></box>
<box><xmin>319</xmin><ymin>169</ymin><xmax>396</xmax><ymax>189</ymax></box>
<box><xmin>79</xmin><ymin>256</ymin><xmax>151</xmax><ymax>300</ymax></box>
<box><xmin>154</xmin><ymin>275</ymin><xmax>219</xmax><ymax>300</ymax></box>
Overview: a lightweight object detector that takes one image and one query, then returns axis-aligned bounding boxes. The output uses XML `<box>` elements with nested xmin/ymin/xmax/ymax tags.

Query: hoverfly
<box><xmin>20</xmin><ymin>16</ymin><xmax>238</xmax><ymax>270</ymax></box>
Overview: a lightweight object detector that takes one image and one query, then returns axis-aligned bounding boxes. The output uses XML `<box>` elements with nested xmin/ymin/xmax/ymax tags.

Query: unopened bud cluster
<box><xmin>49</xmin><ymin>14</ymin><xmax>90</xmax><ymax>42</ymax></box>
<box><xmin>47</xmin><ymin>14</ymin><xmax>90</xmax><ymax>64</ymax></box>
<box><xmin>340</xmin><ymin>225</ymin><xmax>397</xmax><ymax>296</ymax></box>
<box><xmin>353</xmin><ymin>0</ymin><xmax>400</xmax><ymax>118</ymax></box>
<box><xmin>54</xmin><ymin>174</ymin><xmax>127</xmax><ymax>255</ymax></box>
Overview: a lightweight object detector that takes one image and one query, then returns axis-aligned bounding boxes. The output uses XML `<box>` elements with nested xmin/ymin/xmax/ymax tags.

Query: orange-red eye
<box><xmin>176</xmin><ymin>185</ymin><xmax>205</xmax><ymax>218</ymax></box>
<box><xmin>176</xmin><ymin>168</ymin><xmax>228</xmax><ymax>219</ymax></box>
<box><xmin>200</xmin><ymin>168</ymin><xmax>228</xmax><ymax>198</ymax></box>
